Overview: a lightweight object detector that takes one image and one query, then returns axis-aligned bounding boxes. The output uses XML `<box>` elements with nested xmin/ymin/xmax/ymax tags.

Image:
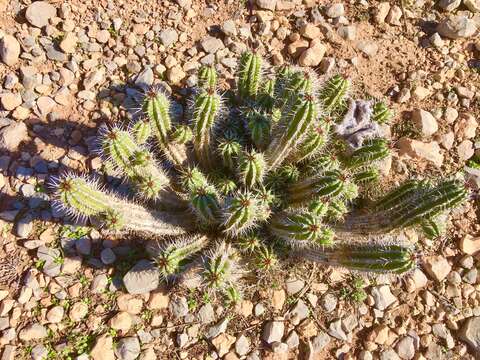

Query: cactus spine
<box><xmin>238</xmin><ymin>52</ymin><xmax>262</xmax><ymax>100</ymax></box>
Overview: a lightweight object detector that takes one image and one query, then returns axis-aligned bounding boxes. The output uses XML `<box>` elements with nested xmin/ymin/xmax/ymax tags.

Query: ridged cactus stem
<box><xmin>266</xmin><ymin>94</ymin><xmax>318</xmax><ymax>169</ymax></box>
<box><xmin>238</xmin><ymin>150</ymin><xmax>265</xmax><ymax>189</ymax></box>
<box><xmin>198</xmin><ymin>65</ymin><xmax>218</xmax><ymax>90</ymax></box>
<box><xmin>131</xmin><ymin>119</ymin><xmax>152</xmax><ymax>145</ymax></box>
<box><xmin>53</xmin><ymin>175</ymin><xmax>191</xmax><ymax>235</ymax></box>
<box><xmin>144</xmin><ymin>89</ymin><xmax>187</xmax><ymax>166</ymax></box>
<box><xmin>287</xmin><ymin>170</ymin><xmax>346</xmax><ymax>205</ymax></box>
<box><xmin>269</xmin><ymin>211</ymin><xmax>334</xmax><ymax>245</ymax></box>
<box><xmin>290</xmin><ymin>120</ymin><xmax>330</xmax><ymax>163</ymax></box>
<box><xmin>222</xmin><ymin>192</ymin><xmax>261</xmax><ymax>235</ymax></box>
<box><xmin>343</xmin><ymin>180</ymin><xmax>468</xmax><ymax>233</ymax></box>
<box><xmin>153</xmin><ymin>235</ymin><xmax>208</xmax><ymax>279</ymax></box>
<box><xmin>192</xmin><ymin>88</ymin><xmax>221</xmax><ymax>170</ymax></box>
<box><xmin>319</xmin><ymin>74</ymin><xmax>349</xmax><ymax>114</ymax></box>
<box><xmin>294</xmin><ymin>243</ymin><xmax>415</xmax><ymax>274</ymax></box>
<box><xmin>238</xmin><ymin>52</ymin><xmax>262</xmax><ymax>100</ymax></box>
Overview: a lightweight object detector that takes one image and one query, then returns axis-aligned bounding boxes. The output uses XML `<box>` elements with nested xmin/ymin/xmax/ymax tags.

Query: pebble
<box><xmin>464</xmin><ymin>0</ymin><xmax>480</xmax><ymax>12</ymax></box>
<box><xmin>0</xmin><ymin>121</ymin><xmax>28</xmax><ymax>151</ymax></box>
<box><xmin>437</xmin><ymin>15</ymin><xmax>478</xmax><ymax>39</ymax></box>
<box><xmin>46</xmin><ymin>306</ymin><xmax>64</xmax><ymax>323</ymax></box>
<box><xmin>109</xmin><ymin>312</ymin><xmax>133</xmax><ymax>332</ymax></box>
<box><xmin>412</xmin><ymin>109</ymin><xmax>438</xmax><ymax>137</ymax></box>
<box><xmin>308</xmin><ymin>331</ymin><xmax>331</xmax><ymax>356</ymax></box>
<box><xmin>90</xmin><ymin>334</ymin><xmax>115</xmax><ymax>360</ymax></box>
<box><xmin>397</xmin><ymin>138</ymin><xmax>444</xmax><ymax>167</ymax></box>
<box><xmin>285</xmin><ymin>278</ymin><xmax>304</xmax><ymax>295</ymax></box>
<box><xmin>299</xmin><ymin>42</ymin><xmax>326</xmax><ymax>67</ymax></box>
<box><xmin>25</xmin><ymin>1</ymin><xmax>57</xmax><ymax>28</ymax></box>
<box><xmin>1</xmin><ymin>93</ymin><xmax>22</xmax><ymax>111</ymax></box>
<box><xmin>123</xmin><ymin>259</ymin><xmax>159</xmax><ymax>294</ymax></box>
<box><xmin>169</xmin><ymin>296</ymin><xmax>189</xmax><ymax>318</ymax></box>
<box><xmin>59</xmin><ymin>32</ymin><xmax>78</xmax><ymax>53</ymax></box>
<box><xmin>235</xmin><ymin>335</ymin><xmax>250</xmax><ymax>356</ymax></box>
<box><xmin>256</xmin><ymin>0</ymin><xmax>277</xmax><ymax>11</ymax></box>
<box><xmin>69</xmin><ymin>302</ymin><xmax>88</xmax><ymax>322</ymax></box>
<box><xmin>114</xmin><ymin>337</ymin><xmax>141</xmax><ymax>360</ymax></box>
<box><xmin>101</xmin><ymin>248</ymin><xmax>116</xmax><ymax>264</ymax></box>
<box><xmin>159</xmin><ymin>29</ymin><xmax>178</xmax><ymax>47</ymax></box>
<box><xmin>458</xmin><ymin>317</ymin><xmax>480</xmax><ymax>354</ymax></box>
<box><xmin>200</xmin><ymin>36</ymin><xmax>224</xmax><ymax>53</ymax></box>
<box><xmin>19</xmin><ymin>323</ymin><xmax>47</xmax><ymax>341</ymax></box>
<box><xmin>198</xmin><ymin>303</ymin><xmax>215</xmax><ymax>324</ymax></box>
<box><xmin>459</xmin><ymin>235</ymin><xmax>480</xmax><ymax>255</ymax></box>
<box><xmin>395</xmin><ymin>336</ymin><xmax>415</xmax><ymax>359</ymax></box>
<box><xmin>438</xmin><ymin>0</ymin><xmax>461</xmax><ymax>11</ymax></box>
<box><xmin>424</xmin><ymin>256</ymin><xmax>451</xmax><ymax>282</ymax></box>
<box><xmin>326</xmin><ymin>3</ymin><xmax>345</xmax><ymax>18</ymax></box>
<box><xmin>262</xmin><ymin>320</ymin><xmax>284</xmax><ymax>344</ymax></box>
<box><xmin>371</xmin><ymin>285</ymin><xmax>397</xmax><ymax>310</ymax></box>
<box><xmin>357</xmin><ymin>40</ymin><xmax>378</xmax><ymax>57</ymax></box>
<box><xmin>0</xmin><ymin>35</ymin><xmax>20</xmax><ymax>66</ymax></box>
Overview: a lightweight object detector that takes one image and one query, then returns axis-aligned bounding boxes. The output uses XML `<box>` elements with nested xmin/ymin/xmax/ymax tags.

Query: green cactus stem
<box><xmin>246</xmin><ymin>111</ymin><xmax>271</xmax><ymax>150</ymax></box>
<box><xmin>372</xmin><ymin>101</ymin><xmax>393</xmax><ymax>124</ymax></box>
<box><xmin>202</xmin><ymin>242</ymin><xmax>239</xmax><ymax>289</ymax></box>
<box><xmin>346</xmin><ymin>138</ymin><xmax>390</xmax><ymax>169</ymax></box>
<box><xmin>198</xmin><ymin>65</ymin><xmax>218</xmax><ymax>90</ymax></box>
<box><xmin>238</xmin><ymin>51</ymin><xmax>262</xmax><ymax>100</ymax></box>
<box><xmin>420</xmin><ymin>217</ymin><xmax>445</xmax><ymax>239</ymax></box>
<box><xmin>190</xmin><ymin>185</ymin><xmax>221</xmax><ymax>224</ymax></box>
<box><xmin>131</xmin><ymin>119</ymin><xmax>151</xmax><ymax>145</ymax></box>
<box><xmin>54</xmin><ymin>175</ymin><xmax>191</xmax><ymax>235</ymax></box>
<box><xmin>266</xmin><ymin>93</ymin><xmax>318</xmax><ymax>169</ymax></box>
<box><xmin>218</xmin><ymin>139</ymin><xmax>241</xmax><ymax>171</ymax></box>
<box><xmin>153</xmin><ymin>235</ymin><xmax>208</xmax><ymax>279</ymax></box>
<box><xmin>192</xmin><ymin>88</ymin><xmax>221</xmax><ymax>170</ymax></box>
<box><xmin>290</xmin><ymin>120</ymin><xmax>330</xmax><ymax>163</ymax></box>
<box><xmin>254</xmin><ymin>245</ymin><xmax>277</xmax><ymax>270</ymax></box>
<box><xmin>269</xmin><ymin>211</ymin><xmax>334</xmax><ymax>245</ymax></box>
<box><xmin>222</xmin><ymin>192</ymin><xmax>260</xmax><ymax>235</ymax></box>
<box><xmin>296</xmin><ymin>242</ymin><xmax>416</xmax><ymax>274</ymax></box>
<box><xmin>238</xmin><ymin>150</ymin><xmax>266</xmax><ymax>189</ymax></box>
<box><xmin>170</xmin><ymin>124</ymin><xmax>193</xmax><ymax>144</ymax></box>
<box><xmin>319</xmin><ymin>74</ymin><xmax>349</xmax><ymax>114</ymax></box>
<box><xmin>287</xmin><ymin>170</ymin><xmax>347</xmax><ymax>205</ymax></box>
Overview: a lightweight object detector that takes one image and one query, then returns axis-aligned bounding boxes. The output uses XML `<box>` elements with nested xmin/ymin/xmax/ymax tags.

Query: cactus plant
<box><xmin>51</xmin><ymin>52</ymin><xmax>468</xmax><ymax>302</ymax></box>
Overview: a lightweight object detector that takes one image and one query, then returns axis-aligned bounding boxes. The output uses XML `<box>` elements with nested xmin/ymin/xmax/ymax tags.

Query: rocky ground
<box><xmin>0</xmin><ymin>0</ymin><xmax>480</xmax><ymax>359</ymax></box>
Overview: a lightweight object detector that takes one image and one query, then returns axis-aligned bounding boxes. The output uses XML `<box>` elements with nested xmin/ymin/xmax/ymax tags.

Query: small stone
<box><xmin>0</xmin><ymin>121</ymin><xmax>28</xmax><ymax>151</ymax></box>
<box><xmin>117</xmin><ymin>294</ymin><xmax>143</xmax><ymax>314</ymax></box>
<box><xmin>83</xmin><ymin>68</ymin><xmax>105</xmax><ymax>90</ymax></box>
<box><xmin>222</xmin><ymin>20</ymin><xmax>237</xmax><ymax>37</ymax></box>
<box><xmin>91</xmin><ymin>274</ymin><xmax>109</xmax><ymax>294</ymax></box>
<box><xmin>75</xmin><ymin>236</ymin><xmax>91</xmax><ymax>255</ymax></box>
<box><xmin>1</xmin><ymin>93</ymin><xmax>22</xmax><ymax>111</ymax></box>
<box><xmin>69</xmin><ymin>302</ymin><xmax>88</xmax><ymax>322</ymax></box>
<box><xmin>298</xmin><ymin>43</ymin><xmax>327</xmax><ymax>67</ymax></box>
<box><xmin>90</xmin><ymin>334</ymin><xmax>115</xmax><ymax>360</ymax></box>
<box><xmin>101</xmin><ymin>248</ymin><xmax>116</xmax><ymax>264</ymax></box>
<box><xmin>0</xmin><ymin>35</ymin><xmax>20</xmax><ymax>66</ymax></box>
<box><xmin>357</xmin><ymin>40</ymin><xmax>378</xmax><ymax>57</ymax></box>
<box><xmin>409</xmin><ymin>269</ymin><xmax>428</xmax><ymax>290</ymax></box>
<box><xmin>438</xmin><ymin>0</ymin><xmax>461</xmax><ymax>11</ymax></box>
<box><xmin>169</xmin><ymin>296</ymin><xmax>189</xmax><ymax>318</ymax></box>
<box><xmin>412</xmin><ymin>109</ymin><xmax>438</xmax><ymax>137</ymax></box>
<box><xmin>321</xmin><ymin>292</ymin><xmax>337</xmax><ymax>313</ymax></box>
<box><xmin>25</xmin><ymin>1</ymin><xmax>57</xmax><ymax>27</ymax></box>
<box><xmin>464</xmin><ymin>0</ymin><xmax>480</xmax><ymax>12</ymax></box>
<box><xmin>375</xmin><ymin>2</ymin><xmax>391</xmax><ymax>23</ymax></box>
<box><xmin>135</xmin><ymin>68</ymin><xmax>154</xmax><ymax>90</ymax></box>
<box><xmin>286</xmin><ymin>278</ymin><xmax>304</xmax><ymax>295</ymax></box>
<box><xmin>444</xmin><ymin>107</ymin><xmax>458</xmax><ymax>123</ymax></box>
<box><xmin>37</xmin><ymin>96</ymin><xmax>56</xmax><ymax>117</ymax></box>
<box><xmin>371</xmin><ymin>285</ymin><xmax>397</xmax><ymax>310</ymax></box>
<box><xmin>159</xmin><ymin>29</ymin><xmax>178</xmax><ymax>47</ymax></box>
<box><xmin>59</xmin><ymin>32</ymin><xmax>78</xmax><ymax>53</ymax></box>
<box><xmin>46</xmin><ymin>306</ymin><xmax>64</xmax><ymax>323</ymax></box>
<box><xmin>397</xmin><ymin>138</ymin><xmax>444</xmax><ymax>167</ymax></box>
<box><xmin>212</xmin><ymin>333</ymin><xmax>236</xmax><ymax>357</ymax></box>
<box><xmin>308</xmin><ymin>331</ymin><xmax>331</xmax><ymax>356</ymax></box>
<box><xmin>457</xmin><ymin>140</ymin><xmax>474</xmax><ymax>161</ymax></box>
<box><xmin>290</xmin><ymin>300</ymin><xmax>309</xmax><ymax>323</ymax></box>
<box><xmin>262</xmin><ymin>320</ymin><xmax>284</xmax><ymax>344</ymax></box>
<box><xmin>31</xmin><ymin>344</ymin><xmax>48</xmax><ymax>360</ymax></box>
<box><xmin>458</xmin><ymin>317</ymin><xmax>480</xmax><ymax>354</ymax></box>
<box><xmin>412</xmin><ymin>86</ymin><xmax>431</xmax><ymax>100</ymax></box>
<box><xmin>386</xmin><ymin>5</ymin><xmax>402</xmax><ymax>25</ymax></box>
<box><xmin>326</xmin><ymin>3</ymin><xmax>345</xmax><ymax>18</ymax></box>
<box><xmin>201</xmin><ymin>36</ymin><xmax>224</xmax><ymax>54</ymax></box>
<box><xmin>328</xmin><ymin>319</ymin><xmax>347</xmax><ymax>340</ymax></box>
<box><xmin>395</xmin><ymin>336</ymin><xmax>415</xmax><ymax>359</ymax></box>
<box><xmin>19</xmin><ymin>323</ymin><xmax>47</xmax><ymax>341</ymax></box>
<box><xmin>198</xmin><ymin>303</ymin><xmax>215</xmax><ymax>324</ymax></box>
<box><xmin>114</xmin><ymin>337</ymin><xmax>141</xmax><ymax>360</ymax></box>
<box><xmin>424</xmin><ymin>256</ymin><xmax>451</xmax><ymax>282</ymax></box>
<box><xmin>254</xmin><ymin>303</ymin><xmax>265</xmax><ymax>316</ymax></box>
<box><xmin>235</xmin><ymin>335</ymin><xmax>250</xmax><ymax>356</ymax></box>
<box><xmin>109</xmin><ymin>312</ymin><xmax>132</xmax><ymax>332</ymax></box>
<box><xmin>177</xmin><ymin>333</ymin><xmax>189</xmax><ymax>348</ymax></box>
<box><xmin>256</xmin><ymin>0</ymin><xmax>277</xmax><ymax>11</ymax></box>
<box><xmin>96</xmin><ymin>30</ymin><xmax>111</xmax><ymax>44</ymax></box>
<box><xmin>285</xmin><ymin>331</ymin><xmax>300</xmax><ymax>348</ymax></box>
<box><xmin>459</xmin><ymin>235</ymin><xmax>480</xmax><ymax>255</ymax></box>
<box><xmin>206</xmin><ymin>317</ymin><xmax>229</xmax><ymax>339</ymax></box>
<box><xmin>300</xmin><ymin>24</ymin><xmax>321</xmax><ymax>40</ymax></box>
<box><xmin>437</xmin><ymin>15</ymin><xmax>477</xmax><ymax>39</ymax></box>
<box><xmin>148</xmin><ymin>290</ymin><xmax>169</xmax><ymax>310</ymax></box>
<box><xmin>166</xmin><ymin>66</ymin><xmax>186</xmax><ymax>84</ymax></box>
<box><xmin>272</xmin><ymin>289</ymin><xmax>285</xmax><ymax>311</ymax></box>
<box><xmin>123</xmin><ymin>259</ymin><xmax>159</xmax><ymax>294</ymax></box>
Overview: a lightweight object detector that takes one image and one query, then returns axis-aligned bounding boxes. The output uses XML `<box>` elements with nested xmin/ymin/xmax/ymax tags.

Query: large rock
<box><xmin>458</xmin><ymin>317</ymin><xmax>480</xmax><ymax>353</ymax></box>
<box><xmin>437</xmin><ymin>15</ymin><xmax>477</xmax><ymax>39</ymax></box>
<box><xmin>397</xmin><ymin>138</ymin><xmax>444</xmax><ymax>167</ymax></box>
<box><xmin>298</xmin><ymin>42</ymin><xmax>326</xmax><ymax>67</ymax></box>
<box><xmin>0</xmin><ymin>121</ymin><xmax>28</xmax><ymax>151</ymax></box>
<box><xmin>411</xmin><ymin>109</ymin><xmax>438</xmax><ymax>137</ymax></box>
<box><xmin>0</xmin><ymin>35</ymin><xmax>20</xmax><ymax>66</ymax></box>
<box><xmin>123</xmin><ymin>260</ymin><xmax>159</xmax><ymax>294</ymax></box>
<box><xmin>25</xmin><ymin>1</ymin><xmax>57</xmax><ymax>28</ymax></box>
<box><xmin>424</xmin><ymin>256</ymin><xmax>451</xmax><ymax>282</ymax></box>
<box><xmin>464</xmin><ymin>0</ymin><xmax>480</xmax><ymax>12</ymax></box>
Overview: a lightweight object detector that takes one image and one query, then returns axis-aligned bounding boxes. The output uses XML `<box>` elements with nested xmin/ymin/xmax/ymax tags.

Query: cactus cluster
<box><xmin>51</xmin><ymin>52</ymin><xmax>468</xmax><ymax>301</ymax></box>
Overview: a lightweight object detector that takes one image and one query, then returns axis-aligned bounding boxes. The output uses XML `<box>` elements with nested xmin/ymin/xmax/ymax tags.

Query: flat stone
<box><xmin>298</xmin><ymin>43</ymin><xmax>326</xmax><ymax>67</ymax></box>
<box><xmin>286</xmin><ymin>278</ymin><xmax>304</xmax><ymax>295</ymax></box>
<box><xmin>200</xmin><ymin>36</ymin><xmax>224</xmax><ymax>53</ymax></box>
<box><xmin>19</xmin><ymin>323</ymin><xmax>47</xmax><ymax>341</ymax></box>
<box><xmin>412</xmin><ymin>109</ymin><xmax>438</xmax><ymax>137</ymax></box>
<box><xmin>0</xmin><ymin>35</ymin><xmax>21</xmax><ymax>66</ymax></box>
<box><xmin>0</xmin><ymin>121</ymin><xmax>28</xmax><ymax>151</ymax></box>
<box><xmin>169</xmin><ymin>296</ymin><xmax>189</xmax><ymax>318</ymax></box>
<box><xmin>438</xmin><ymin>0</ymin><xmax>461</xmax><ymax>11</ymax></box>
<box><xmin>397</xmin><ymin>138</ymin><xmax>444</xmax><ymax>167</ymax></box>
<box><xmin>1</xmin><ymin>93</ymin><xmax>22</xmax><ymax>111</ymax></box>
<box><xmin>460</xmin><ymin>235</ymin><xmax>480</xmax><ymax>255</ymax></box>
<box><xmin>357</xmin><ymin>40</ymin><xmax>378</xmax><ymax>57</ymax></box>
<box><xmin>109</xmin><ymin>312</ymin><xmax>132</xmax><ymax>332</ymax></box>
<box><xmin>256</xmin><ymin>0</ymin><xmax>277</xmax><ymax>11</ymax></box>
<box><xmin>328</xmin><ymin>319</ymin><xmax>347</xmax><ymax>341</ymax></box>
<box><xmin>26</xmin><ymin>1</ymin><xmax>57</xmax><ymax>27</ymax></box>
<box><xmin>464</xmin><ymin>0</ymin><xmax>480</xmax><ymax>12</ymax></box>
<box><xmin>59</xmin><ymin>32</ymin><xmax>78</xmax><ymax>53</ymax></box>
<box><xmin>326</xmin><ymin>3</ymin><xmax>344</xmax><ymax>18</ymax></box>
<box><xmin>37</xmin><ymin>96</ymin><xmax>56</xmax><ymax>117</ymax></box>
<box><xmin>395</xmin><ymin>336</ymin><xmax>415</xmax><ymax>359</ymax></box>
<box><xmin>46</xmin><ymin>306</ymin><xmax>64</xmax><ymax>323</ymax></box>
<box><xmin>123</xmin><ymin>260</ymin><xmax>159</xmax><ymax>294</ymax></box>
<box><xmin>159</xmin><ymin>29</ymin><xmax>178</xmax><ymax>47</ymax></box>
<box><xmin>308</xmin><ymin>331</ymin><xmax>331</xmax><ymax>357</ymax></box>
<box><xmin>235</xmin><ymin>334</ymin><xmax>250</xmax><ymax>356</ymax></box>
